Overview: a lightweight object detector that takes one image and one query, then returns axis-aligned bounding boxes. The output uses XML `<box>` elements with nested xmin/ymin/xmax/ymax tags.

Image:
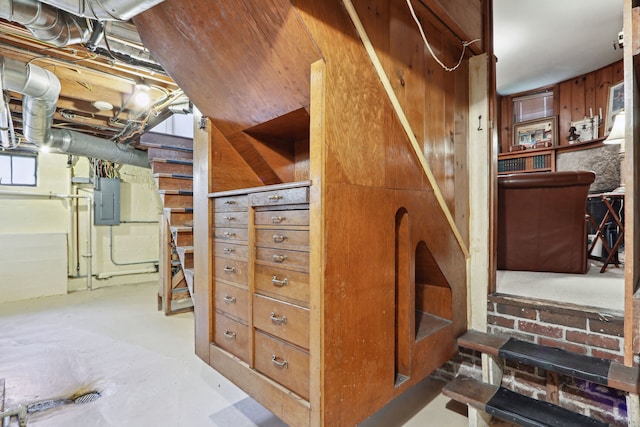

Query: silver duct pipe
<box><xmin>39</xmin><ymin>0</ymin><xmax>165</xmax><ymax>21</ymax></box>
<box><xmin>50</xmin><ymin>129</ymin><xmax>150</xmax><ymax>168</ymax></box>
<box><xmin>0</xmin><ymin>57</ymin><xmax>150</xmax><ymax>168</ymax></box>
<box><xmin>0</xmin><ymin>0</ymin><xmax>89</xmax><ymax>46</ymax></box>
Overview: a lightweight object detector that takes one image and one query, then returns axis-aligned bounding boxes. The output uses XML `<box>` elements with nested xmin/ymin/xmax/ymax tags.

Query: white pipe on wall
<box><xmin>96</xmin><ymin>266</ymin><xmax>157</xmax><ymax>280</ymax></box>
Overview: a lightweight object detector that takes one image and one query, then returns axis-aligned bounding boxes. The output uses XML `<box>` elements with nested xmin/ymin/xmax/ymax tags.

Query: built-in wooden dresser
<box><xmin>210</xmin><ymin>181</ymin><xmax>311</xmax><ymax>401</ymax></box>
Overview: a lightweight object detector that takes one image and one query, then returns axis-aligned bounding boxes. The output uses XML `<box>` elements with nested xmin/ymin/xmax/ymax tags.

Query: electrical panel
<box><xmin>94</xmin><ymin>178</ymin><xmax>120</xmax><ymax>225</ymax></box>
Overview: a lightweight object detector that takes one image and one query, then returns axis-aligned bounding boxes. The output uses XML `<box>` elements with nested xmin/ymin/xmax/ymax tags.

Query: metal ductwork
<box><xmin>40</xmin><ymin>0</ymin><xmax>165</xmax><ymax>21</ymax></box>
<box><xmin>0</xmin><ymin>57</ymin><xmax>150</xmax><ymax>168</ymax></box>
<box><xmin>0</xmin><ymin>0</ymin><xmax>164</xmax><ymax>65</ymax></box>
<box><xmin>0</xmin><ymin>0</ymin><xmax>90</xmax><ymax>46</ymax></box>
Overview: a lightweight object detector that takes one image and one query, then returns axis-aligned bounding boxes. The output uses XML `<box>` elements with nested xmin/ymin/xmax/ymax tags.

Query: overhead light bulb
<box><xmin>133</xmin><ymin>84</ymin><xmax>151</xmax><ymax>108</ymax></box>
<box><xmin>40</xmin><ymin>145</ymin><xmax>50</xmax><ymax>153</ymax></box>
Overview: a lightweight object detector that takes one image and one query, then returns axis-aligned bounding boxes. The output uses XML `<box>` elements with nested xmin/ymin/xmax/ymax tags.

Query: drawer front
<box><xmin>214</xmin><ymin>195</ymin><xmax>248</xmax><ymax>211</ymax></box>
<box><xmin>255</xmin><ymin>264</ymin><xmax>309</xmax><ymax>305</ymax></box>
<box><xmin>255</xmin><ymin>229</ymin><xmax>309</xmax><ymax>249</ymax></box>
<box><xmin>250</xmin><ymin>187</ymin><xmax>308</xmax><ymax>207</ymax></box>
<box><xmin>214</xmin><ymin>257</ymin><xmax>248</xmax><ymax>285</ymax></box>
<box><xmin>212</xmin><ymin>227</ymin><xmax>249</xmax><ymax>243</ymax></box>
<box><xmin>255</xmin><ymin>247</ymin><xmax>309</xmax><ymax>272</ymax></box>
<box><xmin>214</xmin><ymin>211</ymin><xmax>249</xmax><ymax>227</ymax></box>
<box><xmin>214</xmin><ymin>314</ymin><xmax>249</xmax><ymax>363</ymax></box>
<box><xmin>214</xmin><ymin>282</ymin><xmax>249</xmax><ymax>321</ymax></box>
<box><xmin>214</xmin><ymin>242</ymin><xmax>249</xmax><ymax>260</ymax></box>
<box><xmin>255</xmin><ymin>209</ymin><xmax>309</xmax><ymax>226</ymax></box>
<box><xmin>254</xmin><ymin>330</ymin><xmax>309</xmax><ymax>400</ymax></box>
<box><xmin>253</xmin><ymin>294</ymin><xmax>310</xmax><ymax>349</ymax></box>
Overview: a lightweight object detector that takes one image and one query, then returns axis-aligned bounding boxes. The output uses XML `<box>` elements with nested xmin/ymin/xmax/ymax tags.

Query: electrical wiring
<box><xmin>405</xmin><ymin>0</ymin><xmax>480</xmax><ymax>72</ymax></box>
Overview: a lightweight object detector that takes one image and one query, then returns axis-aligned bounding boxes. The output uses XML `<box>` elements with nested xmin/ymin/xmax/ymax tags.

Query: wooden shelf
<box><xmin>498</xmin><ymin>148</ymin><xmax>555</xmax><ymax>174</ymax></box>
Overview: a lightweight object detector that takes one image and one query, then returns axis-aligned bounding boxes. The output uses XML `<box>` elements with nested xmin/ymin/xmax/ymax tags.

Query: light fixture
<box><xmin>604</xmin><ymin>110</ymin><xmax>625</xmax><ymax>144</ymax></box>
<box><xmin>132</xmin><ymin>84</ymin><xmax>151</xmax><ymax>108</ymax></box>
<box><xmin>92</xmin><ymin>100</ymin><xmax>114</xmax><ymax>111</ymax></box>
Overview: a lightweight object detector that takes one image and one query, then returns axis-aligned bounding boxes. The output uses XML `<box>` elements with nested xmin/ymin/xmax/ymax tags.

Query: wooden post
<box><xmin>467</xmin><ymin>53</ymin><xmax>499</xmax><ymax>427</ymax></box>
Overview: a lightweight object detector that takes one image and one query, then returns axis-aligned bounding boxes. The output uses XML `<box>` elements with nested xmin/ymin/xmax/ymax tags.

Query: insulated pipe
<box><xmin>50</xmin><ymin>129</ymin><xmax>150</xmax><ymax>168</ymax></box>
<box><xmin>0</xmin><ymin>0</ymin><xmax>89</xmax><ymax>46</ymax></box>
<box><xmin>0</xmin><ymin>57</ymin><xmax>150</xmax><ymax>168</ymax></box>
<box><xmin>0</xmin><ymin>190</ymin><xmax>93</xmax><ymax>290</ymax></box>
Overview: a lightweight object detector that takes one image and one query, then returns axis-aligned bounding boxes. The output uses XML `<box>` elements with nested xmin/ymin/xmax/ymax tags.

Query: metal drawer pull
<box><xmin>271</xmin><ymin>355</ymin><xmax>288</xmax><ymax>369</ymax></box>
<box><xmin>271</xmin><ymin>276</ymin><xmax>288</xmax><ymax>287</ymax></box>
<box><xmin>222</xmin><ymin>294</ymin><xmax>236</xmax><ymax>304</ymax></box>
<box><xmin>223</xmin><ymin>200</ymin><xmax>236</xmax><ymax>205</ymax></box>
<box><xmin>270</xmin><ymin>312</ymin><xmax>287</xmax><ymax>325</ymax></box>
<box><xmin>272</xmin><ymin>254</ymin><xmax>288</xmax><ymax>263</ymax></box>
<box><xmin>223</xmin><ymin>265</ymin><xmax>236</xmax><ymax>273</ymax></box>
<box><xmin>223</xmin><ymin>216</ymin><xmax>235</xmax><ymax>222</ymax></box>
<box><xmin>223</xmin><ymin>331</ymin><xmax>236</xmax><ymax>340</ymax></box>
<box><xmin>271</xmin><ymin>216</ymin><xmax>285</xmax><ymax>223</ymax></box>
<box><xmin>272</xmin><ymin>235</ymin><xmax>287</xmax><ymax>243</ymax></box>
<box><xmin>268</xmin><ymin>195</ymin><xmax>283</xmax><ymax>201</ymax></box>
<box><xmin>223</xmin><ymin>247</ymin><xmax>235</xmax><ymax>253</ymax></box>
<box><xmin>223</xmin><ymin>232</ymin><xmax>236</xmax><ymax>238</ymax></box>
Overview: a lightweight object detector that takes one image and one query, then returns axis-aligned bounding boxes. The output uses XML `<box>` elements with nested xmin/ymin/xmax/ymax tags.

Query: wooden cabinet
<box><xmin>211</xmin><ymin>181</ymin><xmax>311</xmax><ymax>405</ymax></box>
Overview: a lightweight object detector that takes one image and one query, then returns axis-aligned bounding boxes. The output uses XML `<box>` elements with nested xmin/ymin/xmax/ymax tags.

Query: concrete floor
<box><xmin>0</xmin><ymin>282</ymin><xmax>472</xmax><ymax>426</ymax></box>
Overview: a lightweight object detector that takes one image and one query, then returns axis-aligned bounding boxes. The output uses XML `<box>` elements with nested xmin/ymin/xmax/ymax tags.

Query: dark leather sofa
<box><xmin>497</xmin><ymin>170</ymin><xmax>596</xmax><ymax>274</ymax></box>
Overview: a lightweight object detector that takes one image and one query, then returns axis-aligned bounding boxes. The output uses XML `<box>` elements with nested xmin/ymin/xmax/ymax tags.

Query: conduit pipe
<box><xmin>96</xmin><ymin>266</ymin><xmax>157</xmax><ymax>280</ymax></box>
<box><xmin>109</xmin><ymin>221</ymin><xmax>159</xmax><ymax>266</ymax></box>
<box><xmin>0</xmin><ymin>57</ymin><xmax>150</xmax><ymax>168</ymax></box>
<box><xmin>0</xmin><ymin>190</ymin><xmax>93</xmax><ymax>290</ymax></box>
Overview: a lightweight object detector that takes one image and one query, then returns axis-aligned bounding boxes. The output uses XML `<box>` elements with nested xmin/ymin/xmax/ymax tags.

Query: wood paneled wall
<box><xmin>498</xmin><ymin>60</ymin><xmax>623</xmax><ymax>154</ymax></box>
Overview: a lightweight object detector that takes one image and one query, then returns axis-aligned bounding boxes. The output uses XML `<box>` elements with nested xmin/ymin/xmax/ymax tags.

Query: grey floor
<box><xmin>497</xmin><ymin>259</ymin><xmax>625</xmax><ymax>312</ymax></box>
<box><xmin>0</xmin><ymin>282</ymin><xmax>471</xmax><ymax>427</ymax></box>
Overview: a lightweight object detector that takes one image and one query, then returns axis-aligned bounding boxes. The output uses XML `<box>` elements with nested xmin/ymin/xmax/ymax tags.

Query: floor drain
<box><xmin>73</xmin><ymin>391</ymin><xmax>101</xmax><ymax>404</ymax></box>
<box><xmin>27</xmin><ymin>390</ymin><xmax>102</xmax><ymax>414</ymax></box>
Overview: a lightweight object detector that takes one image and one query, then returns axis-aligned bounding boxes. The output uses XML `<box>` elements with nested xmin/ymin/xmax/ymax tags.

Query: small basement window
<box><xmin>0</xmin><ymin>151</ymin><xmax>37</xmax><ymax>186</ymax></box>
<box><xmin>512</xmin><ymin>91</ymin><xmax>554</xmax><ymax>123</ymax></box>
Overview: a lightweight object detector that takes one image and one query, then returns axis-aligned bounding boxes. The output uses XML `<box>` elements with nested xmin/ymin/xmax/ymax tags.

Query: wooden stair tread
<box><xmin>176</xmin><ymin>246</ymin><xmax>194</xmax><ymax>254</ymax></box>
<box><xmin>157</xmin><ymin>189</ymin><xmax>194</xmax><ymax>195</ymax></box>
<box><xmin>458</xmin><ymin>330</ymin><xmax>640</xmax><ymax>393</ymax></box>
<box><xmin>142</xmin><ymin>142</ymin><xmax>194</xmax><ymax>152</ymax></box>
<box><xmin>443</xmin><ymin>376</ymin><xmax>608</xmax><ymax>427</ymax></box>
<box><xmin>170</xmin><ymin>225</ymin><xmax>193</xmax><ymax>232</ymax></box>
<box><xmin>150</xmin><ymin>157</ymin><xmax>194</xmax><ymax>165</ymax></box>
<box><xmin>184</xmin><ymin>268</ymin><xmax>195</xmax><ymax>299</ymax></box>
<box><xmin>164</xmin><ymin>207</ymin><xmax>193</xmax><ymax>213</ymax></box>
<box><xmin>153</xmin><ymin>173</ymin><xmax>193</xmax><ymax>180</ymax></box>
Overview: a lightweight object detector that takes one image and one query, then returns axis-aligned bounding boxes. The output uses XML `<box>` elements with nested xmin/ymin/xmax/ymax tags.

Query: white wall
<box><xmin>0</xmin><ymin>151</ymin><xmax>162</xmax><ymax>302</ymax></box>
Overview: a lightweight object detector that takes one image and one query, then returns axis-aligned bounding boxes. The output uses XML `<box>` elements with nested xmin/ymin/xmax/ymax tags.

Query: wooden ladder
<box><xmin>443</xmin><ymin>330</ymin><xmax>640</xmax><ymax>426</ymax></box>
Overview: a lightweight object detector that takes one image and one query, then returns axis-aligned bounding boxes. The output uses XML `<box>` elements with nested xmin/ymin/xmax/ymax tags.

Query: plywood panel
<box><xmin>134</xmin><ymin>0</ymin><xmax>322</xmax><ymax>138</ymax></box>
<box><xmin>0</xmin><ymin>233</ymin><xmax>67</xmax><ymax>303</ymax></box>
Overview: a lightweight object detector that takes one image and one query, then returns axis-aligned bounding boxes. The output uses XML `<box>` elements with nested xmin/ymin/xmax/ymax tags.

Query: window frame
<box><xmin>0</xmin><ymin>151</ymin><xmax>38</xmax><ymax>187</ymax></box>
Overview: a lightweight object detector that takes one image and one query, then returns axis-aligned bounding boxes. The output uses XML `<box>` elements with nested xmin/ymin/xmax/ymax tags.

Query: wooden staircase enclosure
<box><xmin>135</xmin><ymin>0</ymin><xmax>481</xmax><ymax>425</ymax></box>
<box><xmin>141</xmin><ymin>132</ymin><xmax>195</xmax><ymax>315</ymax></box>
<box><xmin>444</xmin><ymin>330</ymin><xmax>640</xmax><ymax>426</ymax></box>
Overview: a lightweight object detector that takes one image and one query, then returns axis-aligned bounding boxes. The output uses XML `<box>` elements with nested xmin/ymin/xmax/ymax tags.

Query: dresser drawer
<box><xmin>212</xmin><ymin>227</ymin><xmax>249</xmax><ymax>243</ymax></box>
<box><xmin>255</xmin><ymin>247</ymin><xmax>309</xmax><ymax>272</ymax></box>
<box><xmin>253</xmin><ymin>294</ymin><xmax>309</xmax><ymax>349</ymax></box>
<box><xmin>255</xmin><ymin>209</ymin><xmax>309</xmax><ymax>226</ymax></box>
<box><xmin>250</xmin><ymin>186</ymin><xmax>308</xmax><ymax>207</ymax></box>
<box><xmin>214</xmin><ymin>257</ymin><xmax>248</xmax><ymax>286</ymax></box>
<box><xmin>214</xmin><ymin>195</ymin><xmax>248</xmax><ymax>211</ymax></box>
<box><xmin>254</xmin><ymin>330</ymin><xmax>309</xmax><ymax>400</ymax></box>
<box><xmin>214</xmin><ymin>281</ymin><xmax>249</xmax><ymax>321</ymax></box>
<box><xmin>214</xmin><ymin>211</ymin><xmax>249</xmax><ymax>227</ymax></box>
<box><xmin>255</xmin><ymin>264</ymin><xmax>309</xmax><ymax>305</ymax></box>
<box><xmin>214</xmin><ymin>242</ymin><xmax>249</xmax><ymax>260</ymax></box>
<box><xmin>255</xmin><ymin>229</ymin><xmax>309</xmax><ymax>250</ymax></box>
<box><xmin>214</xmin><ymin>313</ymin><xmax>249</xmax><ymax>363</ymax></box>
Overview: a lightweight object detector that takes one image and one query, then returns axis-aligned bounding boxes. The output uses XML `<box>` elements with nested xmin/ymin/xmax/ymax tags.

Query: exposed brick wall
<box><xmin>435</xmin><ymin>293</ymin><xmax>628</xmax><ymax>426</ymax></box>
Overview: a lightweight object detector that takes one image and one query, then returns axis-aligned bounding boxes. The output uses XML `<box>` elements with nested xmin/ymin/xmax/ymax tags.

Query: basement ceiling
<box><xmin>0</xmin><ymin>17</ymin><xmax>182</xmax><ymax>150</ymax></box>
